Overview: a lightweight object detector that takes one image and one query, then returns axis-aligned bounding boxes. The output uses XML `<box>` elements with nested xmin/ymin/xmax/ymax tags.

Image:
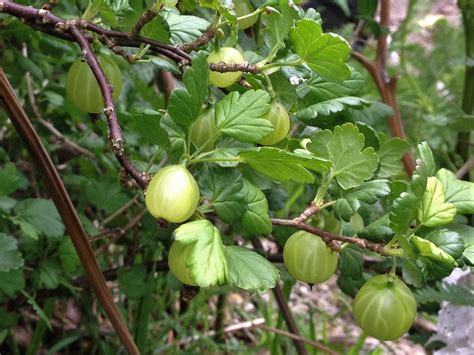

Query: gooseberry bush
<box><xmin>0</xmin><ymin>0</ymin><xmax>473</xmax><ymax>353</ymax></box>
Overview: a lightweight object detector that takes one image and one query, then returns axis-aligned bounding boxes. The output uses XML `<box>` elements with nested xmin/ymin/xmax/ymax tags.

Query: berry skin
<box><xmin>145</xmin><ymin>165</ymin><xmax>200</xmax><ymax>223</ymax></box>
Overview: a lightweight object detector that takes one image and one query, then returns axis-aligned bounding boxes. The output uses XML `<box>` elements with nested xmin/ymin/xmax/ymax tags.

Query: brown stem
<box><xmin>271</xmin><ymin>218</ymin><xmax>387</xmax><ymax>255</ymax></box>
<box><xmin>66</xmin><ymin>27</ymin><xmax>148</xmax><ymax>189</ymax></box>
<box><xmin>0</xmin><ymin>68</ymin><xmax>140</xmax><ymax>355</ymax></box>
<box><xmin>351</xmin><ymin>0</ymin><xmax>416</xmax><ymax>175</ymax></box>
<box><xmin>130</xmin><ymin>5</ymin><xmax>160</xmax><ymax>39</ymax></box>
<box><xmin>252</xmin><ymin>239</ymin><xmax>308</xmax><ymax>355</ymax></box>
<box><xmin>180</xmin><ymin>27</ymin><xmax>216</xmax><ymax>52</ymax></box>
<box><xmin>292</xmin><ymin>202</ymin><xmax>320</xmax><ymax>224</ymax></box>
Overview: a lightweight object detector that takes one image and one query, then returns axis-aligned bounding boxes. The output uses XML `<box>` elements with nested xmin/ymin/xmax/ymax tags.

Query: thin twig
<box><xmin>271</xmin><ymin>218</ymin><xmax>387</xmax><ymax>255</ymax></box>
<box><xmin>0</xmin><ymin>68</ymin><xmax>139</xmax><ymax>355</ymax></box>
<box><xmin>456</xmin><ymin>156</ymin><xmax>474</xmax><ymax>179</ymax></box>
<box><xmin>257</xmin><ymin>324</ymin><xmax>337</xmax><ymax>355</ymax></box>
<box><xmin>293</xmin><ymin>202</ymin><xmax>320</xmax><ymax>224</ymax></box>
<box><xmin>130</xmin><ymin>2</ymin><xmax>161</xmax><ymax>38</ymax></box>
<box><xmin>351</xmin><ymin>0</ymin><xmax>416</xmax><ymax>175</ymax></box>
<box><xmin>179</xmin><ymin>27</ymin><xmax>216</xmax><ymax>52</ymax></box>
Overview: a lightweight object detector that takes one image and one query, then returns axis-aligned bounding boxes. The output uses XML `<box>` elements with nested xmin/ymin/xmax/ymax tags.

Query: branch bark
<box><xmin>271</xmin><ymin>218</ymin><xmax>387</xmax><ymax>255</ymax></box>
<box><xmin>0</xmin><ymin>68</ymin><xmax>139</xmax><ymax>355</ymax></box>
<box><xmin>351</xmin><ymin>0</ymin><xmax>416</xmax><ymax>175</ymax></box>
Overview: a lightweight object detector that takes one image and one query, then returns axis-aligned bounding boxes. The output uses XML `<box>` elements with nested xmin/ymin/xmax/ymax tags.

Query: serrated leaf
<box><xmin>418</xmin><ymin>176</ymin><xmax>456</xmax><ymax>227</ymax></box>
<box><xmin>216</xmin><ymin>90</ymin><xmax>273</xmax><ymax>143</ymax></box>
<box><xmin>168</xmin><ymin>53</ymin><xmax>209</xmax><ymax>126</ymax></box>
<box><xmin>208</xmin><ymin>139</ymin><xmax>252</xmax><ymax>167</ymax></box>
<box><xmin>402</xmin><ymin>259</ymin><xmax>424</xmax><ymax>288</ymax></box>
<box><xmin>299</xmin><ymin>67</ymin><xmax>364</xmax><ymax>101</ymax></box>
<box><xmin>0</xmin><ymin>268</ymin><xmax>24</xmax><ymax>296</ymax></box>
<box><xmin>412</xmin><ymin>236</ymin><xmax>457</xmax><ymax>279</ymax></box>
<box><xmin>241</xmin><ymin>180</ymin><xmax>272</xmax><ymax>236</ymax></box>
<box><xmin>358</xmin><ymin>214</ymin><xmax>394</xmax><ymax>242</ymax></box>
<box><xmin>174</xmin><ymin>220</ymin><xmax>227</xmax><ymax>287</ymax></box>
<box><xmin>150</xmin><ymin>56</ymin><xmax>179</xmax><ymax>74</ymax></box>
<box><xmin>20</xmin><ymin>290</ymin><xmax>51</xmax><ymax>331</ymax></box>
<box><xmin>298</xmin><ymin>96</ymin><xmax>370</xmax><ymax>124</ymax></box>
<box><xmin>118</xmin><ymin>265</ymin><xmax>148</xmax><ymax>300</ymax></box>
<box><xmin>200</xmin><ymin>166</ymin><xmax>246</xmax><ymax>223</ymax></box>
<box><xmin>390</xmin><ymin>189</ymin><xmax>418</xmax><ymax>233</ymax></box>
<box><xmin>225</xmin><ymin>246</ymin><xmax>279</xmax><ymax>293</ymax></box>
<box><xmin>411</xmin><ymin>142</ymin><xmax>435</xmax><ymax>198</ymax></box>
<box><xmin>0</xmin><ymin>234</ymin><xmax>24</xmax><ymax>272</ymax></box>
<box><xmin>58</xmin><ymin>239</ymin><xmax>81</xmax><ymax>274</ymax></box>
<box><xmin>417</xmin><ymin>142</ymin><xmax>436</xmax><ymax>176</ymax></box>
<box><xmin>141</xmin><ymin>15</ymin><xmax>170</xmax><ymax>43</ymax></box>
<box><xmin>290</xmin><ymin>19</ymin><xmax>351</xmax><ymax>80</ymax></box>
<box><xmin>334</xmin><ymin>180</ymin><xmax>390</xmax><ymax>221</ymax></box>
<box><xmin>240</xmin><ymin>147</ymin><xmax>331</xmax><ymax>184</ymax></box>
<box><xmin>0</xmin><ymin>163</ymin><xmax>22</xmax><ymax>196</ymax></box>
<box><xmin>339</xmin><ymin>245</ymin><xmax>363</xmax><ymax>279</ymax></box>
<box><xmin>419</xmin><ymin>228</ymin><xmax>465</xmax><ymax>260</ymax></box>
<box><xmin>85</xmin><ymin>181</ymin><xmax>129</xmax><ymax>215</ymax></box>
<box><xmin>436</xmin><ymin>168</ymin><xmax>474</xmax><ymax>214</ymax></box>
<box><xmin>131</xmin><ymin>108</ymin><xmax>169</xmax><ymax>146</ymax></box>
<box><xmin>161</xmin><ymin>9</ymin><xmax>210</xmax><ymax>44</ymax></box>
<box><xmin>262</xmin><ymin>1</ymin><xmax>298</xmax><ymax>49</ymax></box>
<box><xmin>270</xmin><ymin>71</ymin><xmax>297</xmax><ymax>108</ymax></box>
<box><xmin>308</xmin><ymin>123</ymin><xmax>379</xmax><ymax>189</ymax></box>
<box><xmin>377</xmin><ymin>136</ymin><xmax>410</xmax><ymax>178</ymax></box>
<box><xmin>37</xmin><ymin>260</ymin><xmax>60</xmax><ymax>289</ymax></box>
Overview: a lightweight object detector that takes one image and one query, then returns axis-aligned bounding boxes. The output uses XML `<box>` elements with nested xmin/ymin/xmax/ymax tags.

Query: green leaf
<box><xmin>376</xmin><ymin>136</ymin><xmax>410</xmax><ymax>178</ymax></box>
<box><xmin>412</xmin><ymin>235</ymin><xmax>457</xmax><ymax>268</ymax></box>
<box><xmin>118</xmin><ymin>265</ymin><xmax>148</xmax><ymax>300</ymax></box>
<box><xmin>216</xmin><ymin>90</ymin><xmax>273</xmax><ymax>143</ymax></box>
<box><xmin>58</xmin><ymin>239</ymin><xmax>81</xmax><ymax>274</ymax></box>
<box><xmin>358</xmin><ymin>214</ymin><xmax>394</xmax><ymax>242</ymax></box>
<box><xmin>415</xmin><ymin>282</ymin><xmax>474</xmax><ymax>307</ymax></box>
<box><xmin>0</xmin><ymin>234</ymin><xmax>24</xmax><ymax>272</ymax></box>
<box><xmin>240</xmin><ymin>147</ymin><xmax>331</xmax><ymax>184</ymax></box>
<box><xmin>298</xmin><ymin>96</ymin><xmax>370</xmax><ymax>124</ymax></box>
<box><xmin>411</xmin><ymin>142</ymin><xmax>435</xmax><ymax>199</ymax></box>
<box><xmin>334</xmin><ymin>179</ymin><xmax>390</xmax><ymax>221</ymax></box>
<box><xmin>299</xmin><ymin>67</ymin><xmax>364</xmax><ymax>101</ymax></box>
<box><xmin>417</xmin><ymin>142</ymin><xmax>436</xmax><ymax>176</ymax></box>
<box><xmin>161</xmin><ymin>9</ymin><xmax>210</xmax><ymax>44</ymax></box>
<box><xmin>20</xmin><ymin>290</ymin><xmax>52</xmax><ymax>331</ymax></box>
<box><xmin>0</xmin><ymin>268</ymin><xmax>25</xmax><ymax>296</ymax></box>
<box><xmin>131</xmin><ymin>108</ymin><xmax>169</xmax><ymax>146</ymax></box>
<box><xmin>225</xmin><ymin>246</ymin><xmax>279</xmax><ymax>293</ymax></box>
<box><xmin>141</xmin><ymin>15</ymin><xmax>170</xmax><ymax>43</ymax></box>
<box><xmin>308</xmin><ymin>123</ymin><xmax>379</xmax><ymax>189</ymax></box>
<box><xmin>173</xmin><ymin>220</ymin><xmax>228</xmax><ymax>287</ymax></box>
<box><xmin>262</xmin><ymin>1</ymin><xmax>299</xmax><ymax>49</ymax></box>
<box><xmin>436</xmin><ymin>168</ymin><xmax>474</xmax><ymax>214</ymax></box>
<box><xmin>339</xmin><ymin>245</ymin><xmax>363</xmax><ymax>279</ymax></box>
<box><xmin>290</xmin><ymin>19</ymin><xmax>351</xmax><ymax>80</ymax></box>
<box><xmin>390</xmin><ymin>189</ymin><xmax>418</xmax><ymax>233</ymax></box>
<box><xmin>200</xmin><ymin>166</ymin><xmax>246</xmax><ymax>223</ymax></box>
<box><xmin>37</xmin><ymin>260</ymin><xmax>60</xmax><ymax>289</ymax></box>
<box><xmin>85</xmin><ymin>181</ymin><xmax>129</xmax><ymax>215</ymax></box>
<box><xmin>420</xmin><ymin>228</ymin><xmax>465</xmax><ymax>260</ymax></box>
<box><xmin>418</xmin><ymin>176</ymin><xmax>457</xmax><ymax>227</ymax></box>
<box><xmin>270</xmin><ymin>71</ymin><xmax>297</xmax><ymax>108</ymax></box>
<box><xmin>402</xmin><ymin>259</ymin><xmax>424</xmax><ymax>288</ymax></box>
<box><xmin>0</xmin><ymin>163</ymin><xmax>22</xmax><ymax>196</ymax></box>
<box><xmin>168</xmin><ymin>52</ymin><xmax>209</xmax><ymax>126</ymax></box>
<box><xmin>241</xmin><ymin>180</ymin><xmax>272</xmax><ymax>236</ymax></box>
<box><xmin>150</xmin><ymin>56</ymin><xmax>180</xmax><ymax>74</ymax></box>
<box><xmin>14</xmin><ymin>198</ymin><xmax>64</xmax><ymax>237</ymax></box>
